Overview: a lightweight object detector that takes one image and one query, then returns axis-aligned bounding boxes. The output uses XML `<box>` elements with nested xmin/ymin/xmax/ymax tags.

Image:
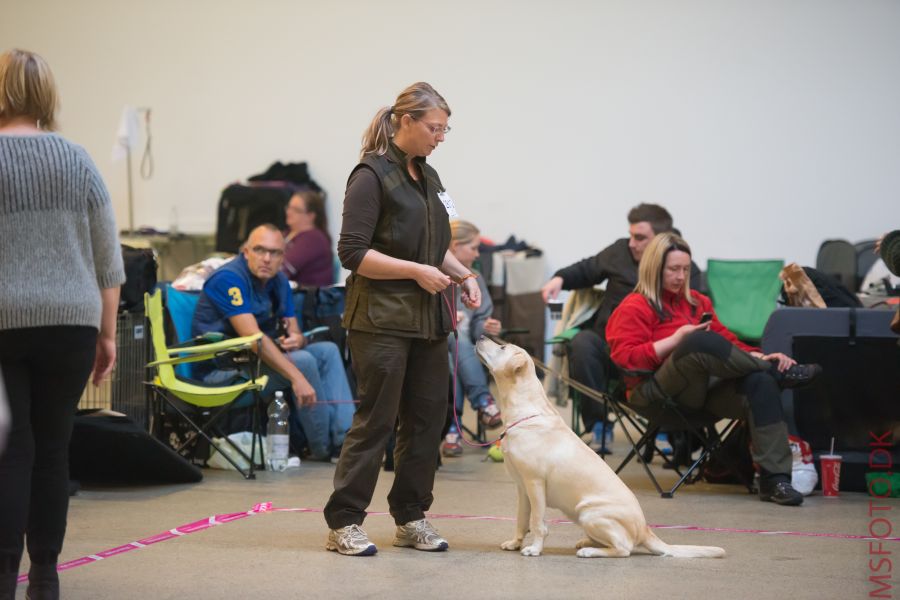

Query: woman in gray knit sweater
<box><xmin>0</xmin><ymin>49</ymin><xmax>125</xmax><ymax>600</ymax></box>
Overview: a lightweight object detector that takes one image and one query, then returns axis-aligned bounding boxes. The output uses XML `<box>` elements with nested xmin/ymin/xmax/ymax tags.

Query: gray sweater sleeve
<box><xmin>81</xmin><ymin>152</ymin><xmax>125</xmax><ymax>288</ymax></box>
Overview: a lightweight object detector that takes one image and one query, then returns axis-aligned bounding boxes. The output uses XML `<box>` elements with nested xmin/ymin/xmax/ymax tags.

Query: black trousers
<box><xmin>0</xmin><ymin>326</ymin><xmax>97</xmax><ymax>573</ymax></box>
<box><xmin>631</xmin><ymin>331</ymin><xmax>793</xmax><ymax>477</ymax></box>
<box><xmin>569</xmin><ymin>329</ymin><xmax>617</xmax><ymax>432</ymax></box>
<box><xmin>324</xmin><ymin>331</ymin><xmax>448</xmax><ymax>529</ymax></box>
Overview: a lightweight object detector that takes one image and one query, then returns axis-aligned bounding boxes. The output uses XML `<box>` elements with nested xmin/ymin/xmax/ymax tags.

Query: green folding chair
<box><xmin>144</xmin><ymin>289</ymin><xmax>269</xmax><ymax>479</ymax></box>
<box><xmin>706</xmin><ymin>259</ymin><xmax>784</xmax><ymax>343</ymax></box>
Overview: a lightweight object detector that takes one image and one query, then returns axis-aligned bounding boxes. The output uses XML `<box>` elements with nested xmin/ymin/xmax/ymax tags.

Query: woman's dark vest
<box><xmin>342</xmin><ymin>144</ymin><xmax>453</xmax><ymax>340</ymax></box>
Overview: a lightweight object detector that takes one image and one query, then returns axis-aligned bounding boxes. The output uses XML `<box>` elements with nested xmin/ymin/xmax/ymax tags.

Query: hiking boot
<box><xmin>441</xmin><ymin>431</ymin><xmax>463</xmax><ymax>457</ymax></box>
<box><xmin>326</xmin><ymin>524</ymin><xmax>378</xmax><ymax>556</ymax></box>
<box><xmin>759</xmin><ymin>480</ymin><xmax>804</xmax><ymax>506</ymax></box>
<box><xmin>25</xmin><ymin>564</ymin><xmax>59</xmax><ymax>600</ymax></box>
<box><xmin>776</xmin><ymin>363</ymin><xmax>822</xmax><ymax>390</ymax></box>
<box><xmin>393</xmin><ymin>519</ymin><xmax>449</xmax><ymax>551</ymax></box>
<box><xmin>478</xmin><ymin>400</ymin><xmax>503</xmax><ymax>429</ymax></box>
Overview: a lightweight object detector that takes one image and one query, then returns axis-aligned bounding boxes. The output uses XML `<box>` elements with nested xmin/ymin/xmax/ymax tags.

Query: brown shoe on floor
<box><xmin>478</xmin><ymin>401</ymin><xmax>502</xmax><ymax>429</ymax></box>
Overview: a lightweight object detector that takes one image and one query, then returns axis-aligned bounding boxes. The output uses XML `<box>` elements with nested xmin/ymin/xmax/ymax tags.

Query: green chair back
<box><xmin>706</xmin><ymin>259</ymin><xmax>784</xmax><ymax>342</ymax></box>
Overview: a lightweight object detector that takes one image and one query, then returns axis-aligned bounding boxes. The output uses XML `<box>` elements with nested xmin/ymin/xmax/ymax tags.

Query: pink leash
<box><xmin>441</xmin><ymin>286</ymin><xmax>537</xmax><ymax>448</ymax></box>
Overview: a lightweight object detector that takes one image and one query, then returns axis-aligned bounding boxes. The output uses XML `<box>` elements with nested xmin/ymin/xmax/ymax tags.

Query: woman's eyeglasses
<box><xmin>412</xmin><ymin>116</ymin><xmax>451</xmax><ymax>135</ymax></box>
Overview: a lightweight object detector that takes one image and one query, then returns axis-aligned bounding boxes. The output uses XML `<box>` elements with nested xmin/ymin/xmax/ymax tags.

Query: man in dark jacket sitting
<box><xmin>541</xmin><ymin>204</ymin><xmax>702</xmax><ymax>450</ymax></box>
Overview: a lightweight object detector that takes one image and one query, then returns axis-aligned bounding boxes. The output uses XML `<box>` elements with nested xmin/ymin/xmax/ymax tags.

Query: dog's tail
<box><xmin>639</xmin><ymin>527</ymin><xmax>725</xmax><ymax>558</ymax></box>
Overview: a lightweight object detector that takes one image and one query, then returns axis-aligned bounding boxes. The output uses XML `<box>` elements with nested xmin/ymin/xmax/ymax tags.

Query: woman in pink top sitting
<box><xmin>282</xmin><ymin>189</ymin><xmax>335</xmax><ymax>287</ymax></box>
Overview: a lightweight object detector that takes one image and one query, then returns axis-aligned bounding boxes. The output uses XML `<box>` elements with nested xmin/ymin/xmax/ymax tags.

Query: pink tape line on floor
<box><xmin>18</xmin><ymin>502</ymin><xmax>898</xmax><ymax>583</ymax></box>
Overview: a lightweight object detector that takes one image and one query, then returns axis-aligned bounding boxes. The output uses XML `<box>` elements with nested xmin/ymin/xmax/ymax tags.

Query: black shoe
<box><xmin>777</xmin><ymin>363</ymin><xmax>822</xmax><ymax>390</ymax></box>
<box><xmin>1</xmin><ymin>572</ymin><xmax>18</xmax><ymax>600</ymax></box>
<box><xmin>759</xmin><ymin>481</ymin><xmax>804</xmax><ymax>506</ymax></box>
<box><xmin>25</xmin><ymin>564</ymin><xmax>59</xmax><ymax>600</ymax></box>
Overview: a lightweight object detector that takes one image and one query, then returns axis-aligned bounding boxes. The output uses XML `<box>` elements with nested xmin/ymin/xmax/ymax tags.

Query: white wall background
<box><xmin>3</xmin><ymin>0</ymin><xmax>898</xmax><ymax>274</ymax></box>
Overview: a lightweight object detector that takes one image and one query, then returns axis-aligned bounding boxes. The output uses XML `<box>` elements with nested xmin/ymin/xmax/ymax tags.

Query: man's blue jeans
<box><xmin>204</xmin><ymin>341</ymin><xmax>354</xmax><ymax>460</ymax></box>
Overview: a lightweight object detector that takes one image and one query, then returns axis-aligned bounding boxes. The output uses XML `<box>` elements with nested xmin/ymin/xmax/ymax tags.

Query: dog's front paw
<box><xmin>500</xmin><ymin>539</ymin><xmax>522</xmax><ymax>551</ymax></box>
<box><xmin>521</xmin><ymin>545</ymin><xmax>542</xmax><ymax>557</ymax></box>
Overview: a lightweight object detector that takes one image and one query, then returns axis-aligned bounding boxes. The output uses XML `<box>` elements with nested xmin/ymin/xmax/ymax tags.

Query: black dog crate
<box><xmin>78</xmin><ymin>311</ymin><xmax>151</xmax><ymax>431</ymax></box>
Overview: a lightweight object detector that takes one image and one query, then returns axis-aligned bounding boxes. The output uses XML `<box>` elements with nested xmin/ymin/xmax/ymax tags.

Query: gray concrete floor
<box><xmin>14</xmin><ymin>406</ymin><xmax>890</xmax><ymax>599</ymax></box>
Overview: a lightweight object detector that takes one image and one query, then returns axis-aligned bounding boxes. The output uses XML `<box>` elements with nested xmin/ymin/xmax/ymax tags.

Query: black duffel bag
<box><xmin>120</xmin><ymin>244</ymin><xmax>158</xmax><ymax>312</ymax></box>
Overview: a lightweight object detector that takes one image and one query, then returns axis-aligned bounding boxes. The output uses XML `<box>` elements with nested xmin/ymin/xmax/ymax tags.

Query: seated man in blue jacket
<box><xmin>192</xmin><ymin>224</ymin><xmax>353</xmax><ymax>461</ymax></box>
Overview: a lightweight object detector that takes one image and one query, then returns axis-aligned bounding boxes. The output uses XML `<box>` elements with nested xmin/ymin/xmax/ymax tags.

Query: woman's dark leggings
<box><xmin>0</xmin><ymin>326</ymin><xmax>97</xmax><ymax>574</ymax></box>
<box><xmin>631</xmin><ymin>331</ymin><xmax>793</xmax><ymax>478</ymax></box>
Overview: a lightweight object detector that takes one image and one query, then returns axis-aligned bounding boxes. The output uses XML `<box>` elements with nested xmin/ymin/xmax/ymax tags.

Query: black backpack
<box><xmin>781</xmin><ymin>266</ymin><xmax>862</xmax><ymax>308</ymax></box>
<box><xmin>120</xmin><ymin>245</ymin><xmax>158</xmax><ymax>312</ymax></box>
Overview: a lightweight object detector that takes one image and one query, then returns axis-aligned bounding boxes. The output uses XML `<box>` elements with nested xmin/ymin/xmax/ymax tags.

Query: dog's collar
<box><xmin>499</xmin><ymin>414</ymin><xmax>542</xmax><ymax>440</ymax></box>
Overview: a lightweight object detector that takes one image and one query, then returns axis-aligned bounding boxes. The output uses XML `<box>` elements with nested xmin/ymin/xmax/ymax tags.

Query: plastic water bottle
<box><xmin>266</xmin><ymin>391</ymin><xmax>290</xmax><ymax>472</ymax></box>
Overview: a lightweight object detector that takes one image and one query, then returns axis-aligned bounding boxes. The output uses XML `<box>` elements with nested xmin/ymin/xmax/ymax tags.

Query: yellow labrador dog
<box><xmin>475</xmin><ymin>337</ymin><xmax>725</xmax><ymax>559</ymax></box>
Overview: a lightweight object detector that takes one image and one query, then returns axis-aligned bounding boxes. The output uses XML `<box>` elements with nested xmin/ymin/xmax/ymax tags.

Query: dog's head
<box><xmin>476</xmin><ymin>336</ymin><xmax>552</xmax><ymax>418</ymax></box>
<box><xmin>475</xmin><ymin>337</ymin><xmax>536</xmax><ymax>384</ymax></box>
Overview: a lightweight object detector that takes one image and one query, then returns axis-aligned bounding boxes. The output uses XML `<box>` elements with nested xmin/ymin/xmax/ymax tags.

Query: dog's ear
<box><xmin>510</xmin><ymin>352</ymin><xmax>528</xmax><ymax>374</ymax></box>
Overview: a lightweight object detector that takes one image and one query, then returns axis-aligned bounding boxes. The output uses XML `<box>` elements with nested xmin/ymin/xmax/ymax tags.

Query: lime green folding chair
<box><xmin>706</xmin><ymin>259</ymin><xmax>784</xmax><ymax>343</ymax></box>
<box><xmin>144</xmin><ymin>289</ymin><xmax>269</xmax><ymax>479</ymax></box>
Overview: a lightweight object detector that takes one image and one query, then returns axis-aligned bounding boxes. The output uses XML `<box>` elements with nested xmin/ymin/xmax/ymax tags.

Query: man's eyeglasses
<box><xmin>250</xmin><ymin>245</ymin><xmax>284</xmax><ymax>259</ymax></box>
<box><xmin>412</xmin><ymin>116</ymin><xmax>451</xmax><ymax>135</ymax></box>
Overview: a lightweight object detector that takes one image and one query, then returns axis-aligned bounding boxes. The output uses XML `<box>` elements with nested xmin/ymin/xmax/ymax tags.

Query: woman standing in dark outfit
<box><xmin>0</xmin><ymin>49</ymin><xmax>124</xmax><ymax>599</ymax></box>
<box><xmin>324</xmin><ymin>82</ymin><xmax>480</xmax><ymax>556</ymax></box>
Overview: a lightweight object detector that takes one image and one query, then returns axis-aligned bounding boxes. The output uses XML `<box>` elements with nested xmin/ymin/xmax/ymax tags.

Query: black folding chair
<box><xmin>533</xmin><ymin>358</ymin><xmax>747</xmax><ymax>499</ymax></box>
<box><xmin>608</xmin><ymin>371</ymin><xmax>746</xmax><ymax>498</ymax></box>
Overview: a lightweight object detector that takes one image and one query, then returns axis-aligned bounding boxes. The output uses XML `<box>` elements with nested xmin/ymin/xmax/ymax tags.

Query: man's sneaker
<box><xmin>655</xmin><ymin>432</ymin><xmax>673</xmax><ymax>455</ymax></box>
<box><xmin>478</xmin><ymin>400</ymin><xmax>503</xmax><ymax>429</ymax></box>
<box><xmin>441</xmin><ymin>431</ymin><xmax>463</xmax><ymax>457</ymax></box>
<box><xmin>759</xmin><ymin>480</ymin><xmax>804</xmax><ymax>506</ymax></box>
<box><xmin>326</xmin><ymin>524</ymin><xmax>378</xmax><ymax>556</ymax></box>
<box><xmin>393</xmin><ymin>519</ymin><xmax>449</xmax><ymax>551</ymax></box>
<box><xmin>777</xmin><ymin>363</ymin><xmax>823</xmax><ymax>390</ymax></box>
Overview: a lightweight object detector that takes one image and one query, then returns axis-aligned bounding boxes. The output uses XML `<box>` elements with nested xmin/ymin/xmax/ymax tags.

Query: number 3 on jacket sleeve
<box><xmin>228</xmin><ymin>287</ymin><xmax>244</xmax><ymax>306</ymax></box>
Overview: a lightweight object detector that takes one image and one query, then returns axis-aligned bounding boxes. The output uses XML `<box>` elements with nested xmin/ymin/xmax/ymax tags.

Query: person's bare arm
<box><xmin>92</xmin><ymin>286</ymin><xmax>121</xmax><ymax>385</ymax></box>
<box><xmin>440</xmin><ymin>250</ymin><xmax>481</xmax><ymax>308</ymax></box>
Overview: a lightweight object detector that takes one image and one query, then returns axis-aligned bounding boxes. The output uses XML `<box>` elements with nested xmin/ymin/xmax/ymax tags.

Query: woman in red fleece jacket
<box><xmin>607</xmin><ymin>233</ymin><xmax>820</xmax><ymax>506</ymax></box>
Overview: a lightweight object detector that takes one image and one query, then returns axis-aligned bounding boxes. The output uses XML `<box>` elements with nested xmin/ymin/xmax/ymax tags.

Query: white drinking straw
<box><xmin>830</xmin><ymin>437</ymin><xmax>835</xmax><ymax>455</ymax></box>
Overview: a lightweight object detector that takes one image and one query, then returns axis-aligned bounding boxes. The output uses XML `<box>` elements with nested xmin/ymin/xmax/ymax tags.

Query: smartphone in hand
<box><xmin>699</xmin><ymin>312</ymin><xmax>713</xmax><ymax>324</ymax></box>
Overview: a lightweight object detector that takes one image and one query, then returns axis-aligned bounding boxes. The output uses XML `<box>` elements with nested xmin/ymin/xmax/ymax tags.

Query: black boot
<box><xmin>773</xmin><ymin>363</ymin><xmax>822</xmax><ymax>390</ymax></box>
<box><xmin>0</xmin><ymin>572</ymin><xmax>18</xmax><ymax>600</ymax></box>
<box><xmin>25</xmin><ymin>564</ymin><xmax>59</xmax><ymax>600</ymax></box>
<box><xmin>759</xmin><ymin>475</ymin><xmax>804</xmax><ymax>506</ymax></box>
